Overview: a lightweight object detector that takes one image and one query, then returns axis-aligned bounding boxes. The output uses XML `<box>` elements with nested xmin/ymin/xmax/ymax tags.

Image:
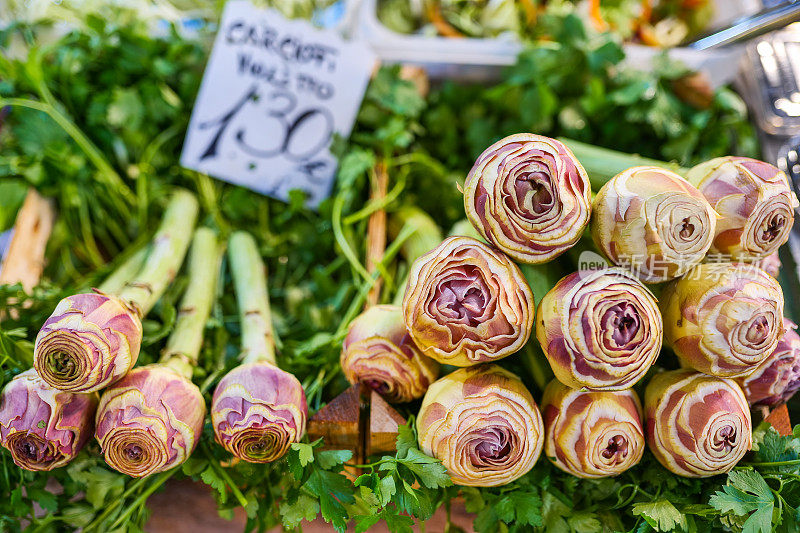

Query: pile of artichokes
<box><xmin>0</xmin><ymin>192</ymin><xmax>308</xmax><ymax>475</ymax></box>
<box><xmin>4</xmin><ymin>133</ymin><xmax>800</xmax><ymax>491</ymax></box>
<box><xmin>343</xmin><ymin>133</ymin><xmax>800</xmax><ymax>486</ymax></box>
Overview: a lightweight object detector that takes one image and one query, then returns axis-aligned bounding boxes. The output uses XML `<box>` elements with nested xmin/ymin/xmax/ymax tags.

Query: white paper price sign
<box><xmin>180</xmin><ymin>1</ymin><xmax>376</xmax><ymax>206</ymax></box>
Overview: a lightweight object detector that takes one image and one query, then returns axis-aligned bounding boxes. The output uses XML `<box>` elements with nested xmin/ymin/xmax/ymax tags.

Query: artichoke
<box><xmin>645</xmin><ymin>370</ymin><xmax>751</xmax><ymax>477</ymax></box>
<box><xmin>463</xmin><ymin>134</ymin><xmax>591</xmax><ymax>264</ymax></box>
<box><xmin>95</xmin><ymin>365</ymin><xmax>205</xmax><ymax>477</ymax></box>
<box><xmin>536</xmin><ymin>268</ymin><xmax>662</xmax><ymax>390</ymax></box>
<box><xmin>541</xmin><ymin>380</ymin><xmax>644</xmax><ymax>479</ymax></box>
<box><xmin>341</xmin><ymin>305</ymin><xmax>439</xmax><ymax>402</ymax></box>
<box><xmin>417</xmin><ymin>365</ymin><xmax>544</xmax><ymax>486</ymax></box>
<box><xmin>591</xmin><ymin>166</ymin><xmax>716</xmax><ymax>283</ymax></box>
<box><xmin>685</xmin><ymin>156</ymin><xmax>798</xmax><ymax>262</ymax></box>
<box><xmin>211</xmin><ymin>231</ymin><xmax>308</xmax><ymax>463</ymax></box>
<box><xmin>0</xmin><ymin>369</ymin><xmax>97</xmax><ymax>471</ymax></box>
<box><xmin>212</xmin><ymin>362</ymin><xmax>307</xmax><ymax>463</ymax></box>
<box><xmin>402</xmin><ymin>236</ymin><xmax>535</xmax><ymax>367</ymax></box>
<box><xmin>33</xmin><ymin>292</ymin><xmax>142</xmax><ymax>393</ymax></box>
<box><xmin>33</xmin><ymin>189</ymin><xmax>198</xmax><ymax>393</ymax></box>
<box><xmin>739</xmin><ymin>320</ymin><xmax>800</xmax><ymax>407</ymax></box>
<box><xmin>660</xmin><ymin>262</ymin><xmax>785</xmax><ymax>378</ymax></box>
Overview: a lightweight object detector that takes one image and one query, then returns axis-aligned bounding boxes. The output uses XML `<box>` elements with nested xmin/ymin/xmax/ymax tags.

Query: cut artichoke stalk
<box><xmin>211</xmin><ymin>231</ymin><xmax>308</xmax><ymax>464</ymax></box>
<box><xmin>685</xmin><ymin>156</ymin><xmax>799</xmax><ymax>263</ymax></box>
<box><xmin>541</xmin><ymin>380</ymin><xmax>645</xmax><ymax>479</ymax></box>
<box><xmin>739</xmin><ymin>319</ymin><xmax>800</xmax><ymax>408</ymax></box>
<box><xmin>33</xmin><ymin>189</ymin><xmax>199</xmax><ymax>393</ymax></box>
<box><xmin>402</xmin><ymin>236</ymin><xmax>535</xmax><ymax>367</ymax></box>
<box><xmin>341</xmin><ymin>305</ymin><xmax>440</xmax><ymax>403</ymax></box>
<box><xmin>660</xmin><ymin>262</ymin><xmax>786</xmax><ymax>378</ymax></box>
<box><xmin>645</xmin><ymin>370</ymin><xmax>752</xmax><ymax>478</ymax></box>
<box><xmin>537</xmin><ymin>268</ymin><xmax>662</xmax><ymax>390</ymax></box>
<box><xmin>417</xmin><ymin>365</ymin><xmax>544</xmax><ymax>487</ymax></box>
<box><xmin>95</xmin><ymin>228</ymin><xmax>220</xmax><ymax>477</ymax></box>
<box><xmin>464</xmin><ymin>134</ymin><xmax>592</xmax><ymax>264</ymax></box>
<box><xmin>0</xmin><ymin>369</ymin><xmax>97</xmax><ymax>472</ymax></box>
<box><xmin>591</xmin><ymin>166</ymin><xmax>718</xmax><ymax>283</ymax></box>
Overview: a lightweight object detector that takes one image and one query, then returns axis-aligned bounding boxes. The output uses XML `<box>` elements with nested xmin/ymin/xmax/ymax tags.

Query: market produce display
<box><xmin>211</xmin><ymin>232</ymin><xmax>308</xmax><ymax>463</ymax></box>
<box><xmin>4</xmin><ymin>3</ymin><xmax>800</xmax><ymax>532</ymax></box>
<box><xmin>378</xmin><ymin>0</ymin><xmax>714</xmax><ymax>46</ymax></box>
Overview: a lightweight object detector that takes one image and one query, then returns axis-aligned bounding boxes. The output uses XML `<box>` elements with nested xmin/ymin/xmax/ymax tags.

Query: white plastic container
<box><xmin>358</xmin><ymin>0</ymin><xmax>760</xmax><ymax>86</ymax></box>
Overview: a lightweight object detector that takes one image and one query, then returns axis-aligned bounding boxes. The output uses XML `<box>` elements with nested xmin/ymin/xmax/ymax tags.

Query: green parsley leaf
<box><xmin>304</xmin><ymin>469</ymin><xmax>355</xmax><ymax>532</ymax></box>
<box><xmin>710</xmin><ymin>470</ymin><xmax>774</xmax><ymax>533</ymax></box>
<box><xmin>279</xmin><ymin>492</ymin><xmax>319</xmax><ymax>529</ymax></box>
<box><xmin>395</xmin><ymin>421</ymin><xmax>416</xmax><ymax>459</ymax></box>
<box><xmin>316</xmin><ymin>449</ymin><xmax>352</xmax><ymax>470</ymax></box>
<box><xmin>200</xmin><ymin>466</ymin><xmax>227</xmax><ymax>501</ymax></box>
<box><xmin>632</xmin><ymin>500</ymin><xmax>687</xmax><ymax>531</ymax></box>
<box><xmin>398</xmin><ymin>448</ymin><xmax>452</xmax><ymax>489</ymax></box>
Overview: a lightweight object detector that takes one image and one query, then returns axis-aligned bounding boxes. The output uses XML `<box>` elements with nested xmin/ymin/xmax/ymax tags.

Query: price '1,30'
<box><xmin>197</xmin><ymin>84</ymin><xmax>335</xmax><ymax>164</ymax></box>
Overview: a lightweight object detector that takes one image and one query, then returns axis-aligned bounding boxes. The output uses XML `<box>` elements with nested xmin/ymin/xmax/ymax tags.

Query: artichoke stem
<box><xmin>448</xmin><ymin>219</ymin><xmax>483</xmax><ymax>241</ymax></box>
<box><xmin>388</xmin><ymin>206</ymin><xmax>443</xmax><ymax>306</ymax></box>
<box><xmin>160</xmin><ymin>228</ymin><xmax>223</xmax><ymax>379</ymax></box>
<box><xmin>519</xmin><ymin>262</ymin><xmax>565</xmax><ymax>306</ymax></box>
<box><xmin>559</xmin><ymin>138</ymin><xmax>688</xmax><ymax>191</ymax></box>
<box><xmin>228</xmin><ymin>231</ymin><xmax>277</xmax><ymax>366</ymax></box>
<box><xmin>118</xmin><ymin>189</ymin><xmax>199</xmax><ymax>316</ymax></box>
<box><xmin>98</xmin><ymin>245</ymin><xmax>149</xmax><ymax>295</ymax></box>
<box><xmin>389</xmin><ymin>206</ymin><xmax>443</xmax><ymax>266</ymax></box>
<box><xmin>521</xmin><ymin>343</ymin><xmax>554</xmax><ymax>393</ymax></box>
<box><xmin>366</xmin><ymin>161</ymin><xmax>389</xmax><ymax>307</ymax></box>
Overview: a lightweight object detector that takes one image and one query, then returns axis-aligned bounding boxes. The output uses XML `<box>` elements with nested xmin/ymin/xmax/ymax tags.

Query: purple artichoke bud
<box><xmin>591</xmin><ymin>166</ymin><xmax>717</xmax><ymax>283</ymax></box>
<box><xmin>0</xmin><ymin>369</ymin><xmax>97</xmax><ymax>471</ymax></box>
<box><xmin>536</xmin><ymin>268</ymin><xmax>662</xmax><ymax>390</ymax></box>
<box><xmin>660</xmin><ymin>262</ymin><xmax>785</xmax><ymax>378</ymax></box>
<box><xmin>34</xmin><ymin>291</ymin><xmax>142</xmax><ymax>393</ymax></box>
<box><xmin>463</xmin><ymin>134</ymin><xmax>592</xmax><ymax>264</ymax></box>
<box><xmin>211</xmin><ymin>362</ymin><xmax>307</xmax><ymax>463</ymax></box>
<box><xmin>739</xmin><ymin>320</ymin><xmax>800</xmax><ymax>407</ymax></box>
<box><xmin>542</xmin><ymin>380</ymin><xmax>644</xmax><ymax>479</ymax></box>
<box><xmin>95</xmin><ymin>365</ymin><xmax>205</xmax><ymax>477</ymax></box>
<box><xmin>402</xmin><ymin>236</ymin><xmax>535</xmax><ymax>367</ymax></box>
<box><xmin>685</xmin><ymin>157</ymin><xmax>798</xmax><ymax>262</ymax></box>
<box><xmin>341</xmin><ymin>305</ymin><xmax>439</xmax><ymax>403</ymax></box>
<box><xmin>645</xmin><ymin>370</ymin><xmax>751</xmax><ymax>477</ymax></box>
<box><xmin>417</xmin><ymin>365</ymin><xmax>544</xmax><ymax>486</ymax></box>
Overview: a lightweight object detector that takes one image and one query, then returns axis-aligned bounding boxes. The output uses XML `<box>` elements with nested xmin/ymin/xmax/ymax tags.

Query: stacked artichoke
<box><xmin>394</xmin><ymin>134</ymin><xmax>800</xmax><ymax>485</ymax></box>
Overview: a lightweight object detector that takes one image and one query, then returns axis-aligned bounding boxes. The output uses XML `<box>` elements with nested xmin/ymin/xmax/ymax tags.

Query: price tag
<box><xmin>180</xmin><ymin>1</ymin><xmax>376</xmax><ymax>206</ymax></box>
